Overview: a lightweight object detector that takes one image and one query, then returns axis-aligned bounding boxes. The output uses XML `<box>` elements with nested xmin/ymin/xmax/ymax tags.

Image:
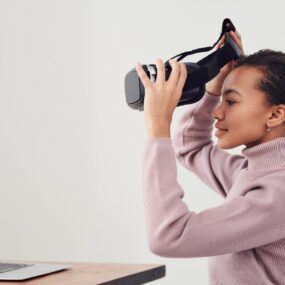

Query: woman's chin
<box><xmin>216</xmin><ymin>138</ymin><xmax>232</xmax><ymax>150</ymax></box>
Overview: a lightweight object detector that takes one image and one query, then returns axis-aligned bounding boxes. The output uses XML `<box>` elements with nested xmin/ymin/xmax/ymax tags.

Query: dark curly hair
<box><xmin>234</xmin><ymin>49</ymin><xmax>285</xmax><ymax>107</ymax></box>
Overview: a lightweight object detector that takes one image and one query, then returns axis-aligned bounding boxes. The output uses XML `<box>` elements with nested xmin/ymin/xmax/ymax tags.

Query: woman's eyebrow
<box><xmin>222</xmin><ymin>88</ymin><xmax>241</xmax><ymax>97</ymax></box>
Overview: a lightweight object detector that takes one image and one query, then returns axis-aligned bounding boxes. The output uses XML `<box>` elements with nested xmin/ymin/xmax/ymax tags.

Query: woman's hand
<box><xmin>206</xmin><ymin>30</ymin><xmax>244</xmax><ymax>96</ymax></box>
<box><xmin>136</xmin><ymin>59</ymin><xmax>187</xmax><ymax>138</ymax></box>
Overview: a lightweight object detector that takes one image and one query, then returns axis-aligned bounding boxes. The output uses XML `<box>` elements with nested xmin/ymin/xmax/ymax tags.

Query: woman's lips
<box><xmin>215</xmin><ymin>128</ymin><xmax>228</xmax><ymax>137</ymax></box>
<box><xmin>215</xmin><ymin>124</ymin><xmax>228</xmax><ymax>131</ymax></box>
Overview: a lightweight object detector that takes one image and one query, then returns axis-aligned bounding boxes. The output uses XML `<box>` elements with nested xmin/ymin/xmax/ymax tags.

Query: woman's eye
<box><xmin>226</xmin><ymin>100</ymin><xmax>235</xmax><ymax>106</ymax></box>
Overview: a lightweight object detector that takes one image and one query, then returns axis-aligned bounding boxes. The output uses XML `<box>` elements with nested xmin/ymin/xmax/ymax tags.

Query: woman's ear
<box><xmin>268</xmin><ymin>104</ymin><xmax>285</xmax><ymax>127</ymax></box>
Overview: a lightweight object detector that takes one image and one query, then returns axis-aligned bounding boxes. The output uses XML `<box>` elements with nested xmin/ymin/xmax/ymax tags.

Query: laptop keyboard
<box><xmin>0</xmin><ymin>263</ymin><xmax>33</xmax><ymax>273</ymax></box>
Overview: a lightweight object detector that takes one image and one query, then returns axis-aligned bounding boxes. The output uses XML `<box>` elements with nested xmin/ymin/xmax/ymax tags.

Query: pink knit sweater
<box><xmin>142</xmin><ymin>91</ymin><xmax>285</xmax><ymax>285</ymax></box>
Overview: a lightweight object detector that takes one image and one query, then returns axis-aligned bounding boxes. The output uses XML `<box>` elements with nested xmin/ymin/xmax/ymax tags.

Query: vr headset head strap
<box><xmin>164</xmin><ymin>18</ymin><xmax>236</xmax><ymax>65</ymax></box>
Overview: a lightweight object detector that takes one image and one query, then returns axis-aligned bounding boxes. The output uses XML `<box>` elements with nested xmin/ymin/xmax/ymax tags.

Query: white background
<box><xmin>0</xmin><ymin>1</ymin><xmax>284</xmax><ymax>284</ymax></box>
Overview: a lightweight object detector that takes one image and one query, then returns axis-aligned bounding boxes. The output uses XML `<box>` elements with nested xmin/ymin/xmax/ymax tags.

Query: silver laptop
<box><xmin>0</xmin><ymin>261</ymin><xmax>70</xmax><ymax>280</ymax></box>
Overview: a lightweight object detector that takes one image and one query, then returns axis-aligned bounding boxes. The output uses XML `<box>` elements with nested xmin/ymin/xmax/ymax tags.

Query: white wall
<box><xmin>0</xmin><ymin>0</ymin><xmax>284</xmax><ymax>284</ymax></box>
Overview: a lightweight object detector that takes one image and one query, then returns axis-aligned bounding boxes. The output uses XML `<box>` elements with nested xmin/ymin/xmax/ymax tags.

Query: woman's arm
<box><xmin>172</xmin><ymin>91</ymin><xmax>247</xmax><ymax>198</ymax></box>
<box><xmin>142</xmin><ymin>139</ymin><xmax>285</xmax><ymax>257</ymax></box>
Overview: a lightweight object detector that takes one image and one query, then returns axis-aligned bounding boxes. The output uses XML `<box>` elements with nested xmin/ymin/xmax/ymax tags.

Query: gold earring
<box><xmin>266</xmin><ymin>122</ymin><xmax>271</xmax><ymax>132</ymax></box>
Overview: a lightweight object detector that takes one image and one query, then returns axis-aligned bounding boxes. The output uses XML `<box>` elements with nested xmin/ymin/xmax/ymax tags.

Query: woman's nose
<box><xmin>211</xmin><ymin>103</ymin><xmax>224</xmax><ymax>120</ymax></box>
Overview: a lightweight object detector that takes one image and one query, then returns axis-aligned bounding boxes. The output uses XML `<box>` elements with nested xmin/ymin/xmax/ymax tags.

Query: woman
<box><xmin>136</xmin><ymin>31</ymin><xmax>285</xmax><ymax>285</ymax></box>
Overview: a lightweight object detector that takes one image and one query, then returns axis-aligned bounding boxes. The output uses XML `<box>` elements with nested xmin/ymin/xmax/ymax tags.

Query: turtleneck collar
<box><xmin>241</xmin><ymin>137</ymin><xmax>285</xmax><ymax>171</ymax></box>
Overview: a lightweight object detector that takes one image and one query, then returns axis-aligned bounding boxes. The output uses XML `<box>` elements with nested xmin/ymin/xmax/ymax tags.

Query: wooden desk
<box><xmin>0</xmin><ymin>262</ymin><xmax>166</xmax><ymax>285</ymax></box>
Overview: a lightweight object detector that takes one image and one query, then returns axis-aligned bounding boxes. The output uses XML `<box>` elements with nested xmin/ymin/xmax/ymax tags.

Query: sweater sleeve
<box><xmin>172</xmin><ymin>91</ymin><xmax>247</xmax><ymax>198</ymax></box>
<box><xmin>142</xmin><ymin>139</ymin><xmax>285</xmax><ymax>258</ymax></box>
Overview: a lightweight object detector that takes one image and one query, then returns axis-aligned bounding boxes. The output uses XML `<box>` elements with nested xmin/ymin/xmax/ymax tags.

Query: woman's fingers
<box><xmin>155</xmin><ymin>58</ymin><xmax>165</xmax><ymax>85</ymax></box>
<box><xmin>229</xmin><ymin>31</ymin><xmax>244</xmax><ymax>54</ymax></box>
<box><xmin>175</xmin><ymin>62</ymin><xmax>187</xmax><ymax>95</ymax></box>
<box><xmin>167</xmin><ymin>59</ymin><xmax>181</xmax><ymax>87</ymax></box>
<box><xmin>216</xmin><ymin>31</ymin><xmax>244</xmax><ymax>54</ymax></box>
<box><xmin>136</xmin><ymin>59</ymin><xmax>187</xmax><ymax>103</ymax></box>
<box><xmin>216</xmin><ymin>35</ymin><xmax>225</xmax><ymax>49</ymax></box>
<box><xmin>136</xmin><ymin>63</ymin><xmax>153</xmax><ymax>89</ymax></box>
<box><xmin>229</xmin><ymin>31</ymin><xmax>240</xmax><ymax>43</ymax></box>
<box><xmin>235</xmin><ymin>30</ymin><xmax>241</xmax><ymax>40</ymax></box>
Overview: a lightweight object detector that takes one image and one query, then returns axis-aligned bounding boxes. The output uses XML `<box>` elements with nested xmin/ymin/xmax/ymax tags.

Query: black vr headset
<box><xmin>124</xmin><ymin>18</ymin><xmax>242</xmax><ymax>111</ymax></box>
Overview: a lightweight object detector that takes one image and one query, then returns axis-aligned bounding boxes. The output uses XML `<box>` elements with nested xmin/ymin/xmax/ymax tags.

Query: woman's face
<box><xmin>212</xmin><ymin>66</ymin><xmax>273</xmax><ymax>150</ymax></box>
